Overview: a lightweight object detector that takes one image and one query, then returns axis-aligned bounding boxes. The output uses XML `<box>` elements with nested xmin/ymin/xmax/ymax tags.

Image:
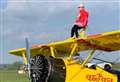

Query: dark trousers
<box><xmin>71</xmin><ymin>25</ymin><xmax>84</xmax><ymax>38</ymax></box>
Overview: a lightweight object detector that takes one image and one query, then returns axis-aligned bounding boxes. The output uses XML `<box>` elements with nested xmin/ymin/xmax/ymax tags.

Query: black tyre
<box><xmin>30</xmin><ymin>55</ymin><xmax>50</xmax><ymax>82</ymax></box>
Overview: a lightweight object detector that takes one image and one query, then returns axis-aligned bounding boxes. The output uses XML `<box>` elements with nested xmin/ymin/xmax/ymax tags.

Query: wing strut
<box><xmin>68</xmin><ymin>43</ymin><xmax>78</xmax><ymax>60</ymax></box>
<box><xmin>50</xmin><ymin>47</ymin><xmax>56</xmax><ymax>58</ymax></box>
<box><xmin>22</xmin><ymin>52</ymin><xmax>27</xmax><ymax>65</ymax></box>
<box><xmin>82</xmin><ymin>49</ymin><xmax>96</xmax><ymax>66</ymax></box>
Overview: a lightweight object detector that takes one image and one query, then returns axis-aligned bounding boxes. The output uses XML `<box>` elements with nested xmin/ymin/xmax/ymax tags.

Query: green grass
<box><xmin>0</xmin><ymin>70</ymin><xmax>29</xmax><ymax>82</ymax></box>
<box><xmin>0</xmin><ymin>70</ymin><xmax>64</xmax><ymax>82</ymax></box>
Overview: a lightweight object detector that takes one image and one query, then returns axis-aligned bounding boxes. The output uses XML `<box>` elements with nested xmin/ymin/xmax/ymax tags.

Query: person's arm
<box><xmin>75</xmin><ymin>12</ymin><xmax>81</xmax><ymax>22</ymax></box>
<box><xmin>75</xmin><ymin>12</ymin><xmax>83</xmax><ymax>26</ymax></box>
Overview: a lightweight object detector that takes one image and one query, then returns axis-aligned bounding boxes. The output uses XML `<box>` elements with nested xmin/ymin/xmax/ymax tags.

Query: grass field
<box><xmin>0</xmin><ymin>70</ymin><xmax>64</xmax><ymax>82</ymax></box>
<box><xmin>0</xmin><ymin>70</ymin><xmax>29</xmax><ymax>82</ymax></box>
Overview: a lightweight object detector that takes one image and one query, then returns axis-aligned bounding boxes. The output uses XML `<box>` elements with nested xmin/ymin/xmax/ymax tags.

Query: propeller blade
<box><xmin>25</xmin><ymin>37</ymin><xmax>31</xmax><ymax>82</ymax></box>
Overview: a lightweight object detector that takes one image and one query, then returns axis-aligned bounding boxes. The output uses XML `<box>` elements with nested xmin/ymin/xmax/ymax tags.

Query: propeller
<box><xmin>25</xmin><ymin>37</ymin><xmax>31</xmax><ymax>82</ymax></box>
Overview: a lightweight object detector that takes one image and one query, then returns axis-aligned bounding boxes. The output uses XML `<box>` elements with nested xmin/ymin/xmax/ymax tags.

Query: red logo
<box><xmin>86</xmin><ymin>73</ymin><xmax>113</xmax><ymax>82</ymax></box>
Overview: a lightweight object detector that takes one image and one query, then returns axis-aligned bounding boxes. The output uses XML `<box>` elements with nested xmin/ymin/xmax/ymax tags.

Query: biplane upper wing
<box><xmin>9</xmin><ymin>30</ymin><xmax>120</xmax><ymax>58</ymax></box>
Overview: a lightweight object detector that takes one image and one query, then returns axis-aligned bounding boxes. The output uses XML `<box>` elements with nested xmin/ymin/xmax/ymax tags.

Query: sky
<box><xmin>0</xmin><ymin>0</ymin><xmax>120</xmax><ymax>64</ymax></box>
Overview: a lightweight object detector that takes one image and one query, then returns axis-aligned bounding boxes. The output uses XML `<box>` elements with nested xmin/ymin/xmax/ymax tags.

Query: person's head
<box><xmin>78</xmin><ymin>4</ymin><xmax>84</xmax><ymax>10</ymax></box>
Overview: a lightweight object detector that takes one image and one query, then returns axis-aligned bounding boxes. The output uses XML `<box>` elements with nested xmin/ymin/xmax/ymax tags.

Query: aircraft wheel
<box><xmin>30</xmin><ymin>55</ymin><xmax>50</xmax><ymax>82</ymax></box>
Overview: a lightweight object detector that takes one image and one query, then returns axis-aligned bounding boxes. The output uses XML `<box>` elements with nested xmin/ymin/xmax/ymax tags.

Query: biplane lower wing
<box><xmin>9</xmin><ymin>30</ymin><xmax>120</xmax><ymax>58</ymax></box>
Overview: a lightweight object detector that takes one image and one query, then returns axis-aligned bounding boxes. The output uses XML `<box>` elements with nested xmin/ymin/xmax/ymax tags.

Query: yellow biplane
<box><xmin>9</xmin><ymin>30</ymin><xmax>120</xmax><ymax>82</ymax></box>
